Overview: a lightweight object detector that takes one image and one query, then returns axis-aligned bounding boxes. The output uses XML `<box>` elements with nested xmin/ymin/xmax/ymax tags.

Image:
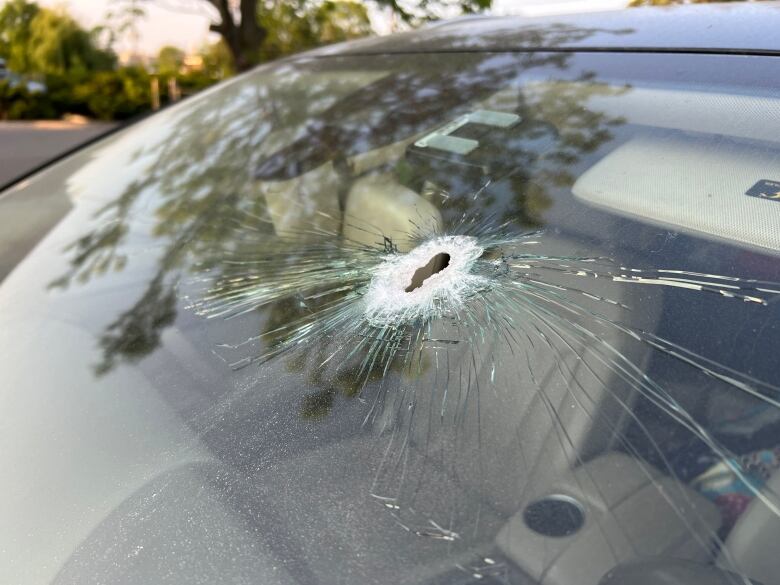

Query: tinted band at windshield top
<box><xmin>2</xmin><ymin>51</ymin><xmax>780</xmax><ymax>585</ymax></box>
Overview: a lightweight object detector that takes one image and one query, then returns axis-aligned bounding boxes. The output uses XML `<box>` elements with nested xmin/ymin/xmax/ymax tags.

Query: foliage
<box><xmin>1</xmin><ymin>0</ymin><xmax>115</xmax><ymax>76</ymax></box>
<box><xmin>0</xmin><ymin>69</ymin><xmax>150</xmax><ymax>121</ymax></box>
<box><xmin>188</xmin><ymin>0</ymin><xmax>492</xmax><ymax>71</ymax></box>
<box><xmin>258</xmin><ymin>0</ymin><xmax>372</xmax><ymax>62</ymax></box>
<box><xmin>199</xmin><ymin>0</ymin><xmax>376</xmax><ymax>71</ymax></box>
<box><xmin>0</xmin><ymin>80</ymin><xmax>54</xmax><ymax>119</ymax></box>
<box><xmin>155</xmin><ymin>41</ymin><xmax>234</xmax><ymax>80</ymax></box>
<box><xmin>199</xmin><ymin>40</ymin><xmax>235</xmax><ymax>79</ymax></box>
<box><xmin>151</xmin><ymin>42</ymin><xmax>235</xmax><ymax>104</ymax></box>
<box><xmin>372</xmin><ymin>0</ymin><xmax>491</xmax><ymax>25</ymax></box>
<box><xmin>314</xmin><ymin>0</ymin><xmax>373</xmax><ymax>42</ymax></box>
<box><xmin>0</xmin><ymin>0</ymin><xmax>229</xmax><ymax>120</ymax></box>
<box><xmin>156</xmin><ymin>45</ymin><xmax>185</xmax><ymax>74</ymax></box>
<box><xmin>0</xmin><ymin>0</ymin><xmax>495</xmax><ymax>119</ymax></box>
<box><xmin>27</xmin><ymin>7</ymin><xmax>116</xmax><ymax>75</ymax></box>
<box><xmin>71</xmin><ymin>67</ymin><xmax>151</xmax><ymax>120</ymax></box>
<box><xmin>0</xmin><ymin>0</ymin><xmax>40</xmax><ymax>72</ymax></box>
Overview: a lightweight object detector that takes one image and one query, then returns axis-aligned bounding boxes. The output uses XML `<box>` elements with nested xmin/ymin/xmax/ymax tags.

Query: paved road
<box><xmin>0</xmin><ymin>121</ymin><xmax>116</xmax><ymax>186</ymax></box>
<box><xmin>0</xmin><ymin>121</ymin><xmax>117</xmax><ymax>282</ymax></box>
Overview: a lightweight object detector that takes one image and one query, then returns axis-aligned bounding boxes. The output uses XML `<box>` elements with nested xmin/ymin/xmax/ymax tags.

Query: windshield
<box><xmin>1</xmin><ymin>47</ymin><xmax>780</xmax><ymax>585</ymax></box>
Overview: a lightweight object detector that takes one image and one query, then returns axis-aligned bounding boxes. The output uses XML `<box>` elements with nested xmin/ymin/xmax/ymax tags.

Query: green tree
<box><xmin>145</xmin><ymin>0</ymin><xmax>491</xmax><ymax>72</ymax></box>
<box><xmin>72</xmin><ymin>66</ymin><xmax>151</xmax><ymax>120</ymax></box>
<box><xmin>1</xmin><ymin>0</ymin><xmax>119</xmax><ymax>77</ymax></box>
<box><xmin>0</xmin><ymin>81</ymin><xmax>54</xmax><ymax>119</ymax></box>
<box><xmin>199</xmin><ymin>40</ymin><xmax>235</xmax><ymax>79</ymax></box>
<box><xmin>28</xmin><ymin>7</ymin><xmax>115</xmax><ymax>76</ymax></box>
<box><xmin>210</xmin><ymin>0</ymin><xmax>375</xmax><ymax>70</ymax></box>
<box><xmin>204</xmin><ymin>0</ymin><xmax>265</xmax><ymax>72</ymax></box>
<box><xmin>0</xmin><ymin>0</ymin><xmax>39</xmax><ymax>72</ymax></box>
<box><xmin>314</xmin><ymin>0</ymin><xmax>373</xmax><ymax>43</ymax></box>
<box><xmin>258</xmin><ymin>0</ymin><xmax>371</xmax><ymax>62</ymax></box>
<box><xmin>156</xmin><ymin>45</ymin><xmax>185</xmax><ymax>74</ymax></box>
<box><xmin>153</xmin><ymin>42</ymin><xmax>234</xmax><ymax>103</ymax></box>
<box><xmin>372</xmin><ymin>0</ymin><xmax>491</xmax><ymax>26</ymax></box>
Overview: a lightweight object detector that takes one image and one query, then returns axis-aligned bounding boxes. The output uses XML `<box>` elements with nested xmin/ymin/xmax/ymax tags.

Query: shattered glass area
<box><xmin>6</xmin><ymin>47</ymin><xmax>780</xmax><ymax>585</ymax></box>
<box><xmin>185</xmin><ymin>203</ymin><xmax>780</xmax><ymax>584</ymax></box>
<box><xmin>175</xmin><ymin>52</ymin><xmax>780</xmax><ymax>584</ymax></box>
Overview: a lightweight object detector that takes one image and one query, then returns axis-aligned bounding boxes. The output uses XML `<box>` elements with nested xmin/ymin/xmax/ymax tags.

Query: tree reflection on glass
<box><xmin>49</xmin><ymin>24</ymin><xmax>631</xmax><ymax>392</ymax></box>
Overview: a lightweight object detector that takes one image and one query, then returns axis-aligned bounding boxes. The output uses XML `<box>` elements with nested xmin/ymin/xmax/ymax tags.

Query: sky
<box><xmin>42</xmin><ymin>0</ymin><xmax>218</xmax><ymax>54</ymax></box>
<box><xmin>40</xmin><ymin>0</ymin><xmax>630</xmax><ymax>56</ymax></box>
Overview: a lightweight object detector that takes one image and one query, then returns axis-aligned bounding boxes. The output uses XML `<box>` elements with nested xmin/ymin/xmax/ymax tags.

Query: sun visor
<box><xmin>572</xmin><ymin>131</ymin><xmax>780</xmax><ymax>255</ymax></box>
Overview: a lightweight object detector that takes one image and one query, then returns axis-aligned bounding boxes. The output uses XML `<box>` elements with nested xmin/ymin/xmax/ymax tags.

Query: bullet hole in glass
<box><xmin>405</xmin><ymin>252</ymin><xmax>451</xmax><ymax>293</ymax></box>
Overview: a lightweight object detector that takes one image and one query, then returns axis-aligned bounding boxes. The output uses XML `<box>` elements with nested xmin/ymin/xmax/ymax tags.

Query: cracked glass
<box><xmin>1</xmin><ymin>46</ymin><xmax>780</xmax><ymax>585</ymax></box>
